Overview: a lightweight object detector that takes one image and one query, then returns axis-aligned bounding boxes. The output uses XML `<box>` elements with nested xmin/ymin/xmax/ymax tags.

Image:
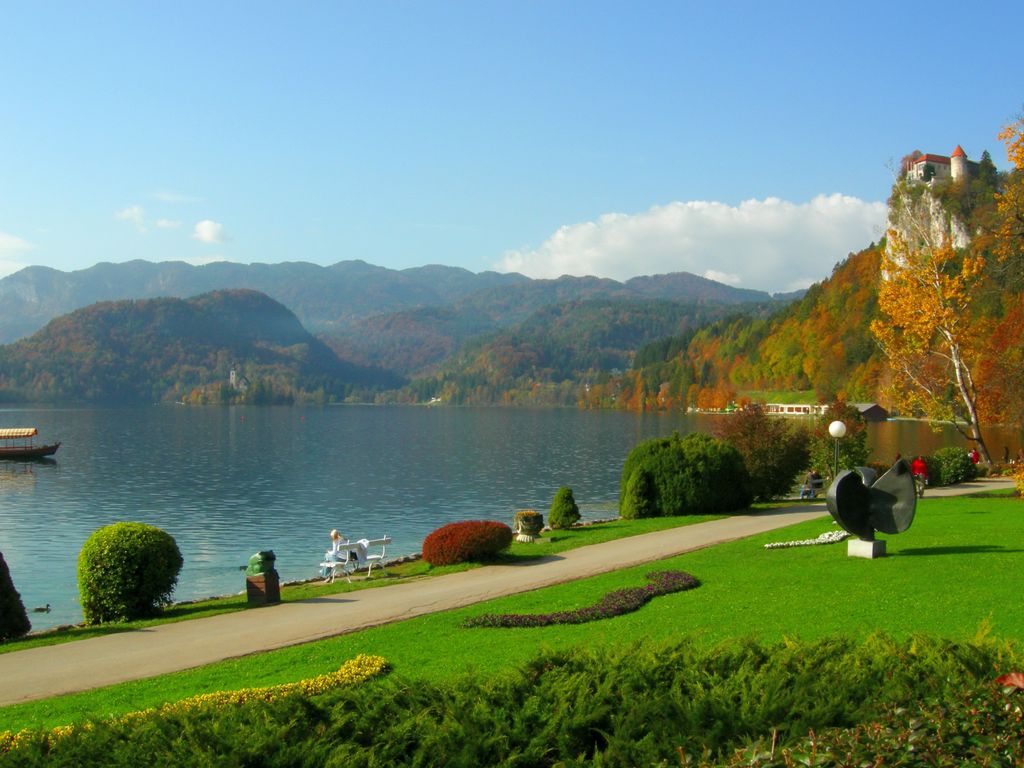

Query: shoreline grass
<box><xmin>2</xmin><ymin>493</ymin><xmax>1021</xmax><ymax>733</ymax></box>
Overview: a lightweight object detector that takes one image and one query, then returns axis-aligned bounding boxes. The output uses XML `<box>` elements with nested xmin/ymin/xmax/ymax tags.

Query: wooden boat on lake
<box><xmin>0</xmin><ymin>428</ymin><xmax>60</xmax><ymax>459</ymax></box>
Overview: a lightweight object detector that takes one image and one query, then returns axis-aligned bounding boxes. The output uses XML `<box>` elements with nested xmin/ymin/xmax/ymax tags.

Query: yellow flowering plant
<box><xmin>0</xmin><ymin>654</ymin><xmax>390</xmax><ymax>754</ymax></box>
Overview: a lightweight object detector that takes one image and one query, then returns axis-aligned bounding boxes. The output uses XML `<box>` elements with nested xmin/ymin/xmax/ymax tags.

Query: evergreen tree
<box><xmin>549</xmin><ymin>486</ymin><xmax>581</xmax><ymax>529</ymax></box>
<box><xmin>0</xmin><ymin>551</ymin><xmax>31</xmax><ymax>641</ymax></box>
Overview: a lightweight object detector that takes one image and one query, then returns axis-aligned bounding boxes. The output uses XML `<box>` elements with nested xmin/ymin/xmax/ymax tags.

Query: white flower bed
<box><xmin>764</xmin><ymin>529</ymin><xmax>851</xmax><ymax>549</ymax></box>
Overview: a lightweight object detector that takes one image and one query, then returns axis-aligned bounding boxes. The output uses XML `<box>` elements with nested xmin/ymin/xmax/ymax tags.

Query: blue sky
<box><xmin>1</xmin><ymin>1</ymin><xmax>1020</xmax><ymax>292</ymax></box>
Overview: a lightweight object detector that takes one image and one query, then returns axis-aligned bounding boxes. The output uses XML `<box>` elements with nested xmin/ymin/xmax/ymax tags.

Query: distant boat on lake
<box><xmin>0</xmin><ymin>427</ymin><xmax>60</xmax><ymax>459</ymax></box>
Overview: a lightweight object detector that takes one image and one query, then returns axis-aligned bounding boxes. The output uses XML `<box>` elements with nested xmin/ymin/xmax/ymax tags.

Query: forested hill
<box><xmin>326</xmin><ymin>272</ymin><xmax>781</xmax><ymax>376</ymax></box>
<box><xmin>397</xmin><ymin>296</ymin><xmax>782</xmax><ymax>406</ymax></box>
<box><xmin>618</xmin><ymin>245</ymin><xmax>887</xmax><ymax>410</ymax></box>
<box><xmin>0</xmin><ymin>290</ymin><xmax>401</xmax><ymax>405</ymax></box>
<box><xmin>0</xmin><ymin>259</ymin><xmax>780</xmax><ymax>345</ymax></box>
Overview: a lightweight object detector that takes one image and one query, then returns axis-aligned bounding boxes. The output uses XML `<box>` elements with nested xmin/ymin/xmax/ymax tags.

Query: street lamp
<box><xmin>828</xmin><ymin>420</ymin><xmax>847</xmax><ymax>479</ymax></box>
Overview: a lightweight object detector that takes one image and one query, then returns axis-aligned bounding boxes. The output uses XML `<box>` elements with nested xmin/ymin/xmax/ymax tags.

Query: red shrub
<box><xmin>422</xmin><ymin>521</ymin><xmax>513</xmax><ymax>566</ymax></box>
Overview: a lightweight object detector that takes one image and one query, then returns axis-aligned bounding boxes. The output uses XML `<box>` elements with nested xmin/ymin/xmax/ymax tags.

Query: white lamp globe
<box><xmin>828</xmin><ymin>420</ymin><xmax>847</xmax><ymax>439</ymax></box>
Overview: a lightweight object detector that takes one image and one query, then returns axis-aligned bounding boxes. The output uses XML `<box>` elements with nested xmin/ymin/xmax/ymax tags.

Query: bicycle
<box><xmin>913</xmin><ymin>473</ymin><xmax>927</xmax><ymax>498</ymax></box>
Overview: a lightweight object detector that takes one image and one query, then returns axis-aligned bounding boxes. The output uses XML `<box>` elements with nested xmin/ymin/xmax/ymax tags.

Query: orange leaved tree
<box><xmin>872</xmin><ymin>169</ymin><xmax>994</xmax><ymax>461</ymax></box>
<box><xmin>872</xmin><ymin>116</ymin><xmax>1024</xmax><ymax>463</ymax></box>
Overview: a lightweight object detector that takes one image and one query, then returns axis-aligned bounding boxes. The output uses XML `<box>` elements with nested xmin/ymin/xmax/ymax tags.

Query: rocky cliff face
<box><xmin>886</xmin><ymin>180</ymin><xmax>970</xmax><ymax>254</ymax></box>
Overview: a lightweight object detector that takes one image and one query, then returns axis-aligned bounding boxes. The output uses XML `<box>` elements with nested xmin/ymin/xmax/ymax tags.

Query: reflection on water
<box><xmin>1</xmin><ymin>405</ymin><xmax>1020</xmax><ymax>631</ymax></box>
<box><xmin>0</xmin><ymin>461</ymin><xmax>40</xmax><ymax>493</ymax></box>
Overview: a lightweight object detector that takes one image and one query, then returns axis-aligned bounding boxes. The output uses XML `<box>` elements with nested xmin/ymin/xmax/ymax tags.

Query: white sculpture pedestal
<box><xmin>848</xmin><ymin>539</ymin><xmax>886</xmax><ymax>559</ymax></box>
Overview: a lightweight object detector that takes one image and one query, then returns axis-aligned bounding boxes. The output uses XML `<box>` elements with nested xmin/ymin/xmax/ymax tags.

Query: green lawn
<box><xmin>3</xmin><ymin>494</ymin><xmax>1021</xmax><ymax>733</ymax></box>
<box><xmin>0</xmin><ymin>511</ymin><xmax>728</xmax><ymax>655</ymax></box>
<box><xmin>737</xmin><ymin>389</ymin><xmax>817</xmax><ymax>404</ymax></box>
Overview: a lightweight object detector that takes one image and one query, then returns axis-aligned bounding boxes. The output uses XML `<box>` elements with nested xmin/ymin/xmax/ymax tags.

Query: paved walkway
<box><xmin>1</xmin><ymin>477</ymin><xmax>1013</xmax><ymax>708</ymax></box>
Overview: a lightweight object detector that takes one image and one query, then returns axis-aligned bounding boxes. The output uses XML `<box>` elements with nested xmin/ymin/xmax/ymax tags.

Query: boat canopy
<box><xmin>0</xmin><ymin>428</ymin><xmax>38</xmax><ymax>439</ymax></box>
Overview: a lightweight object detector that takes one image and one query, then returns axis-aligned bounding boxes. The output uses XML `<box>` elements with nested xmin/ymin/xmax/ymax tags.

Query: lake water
<box><xmin>2</xmin><ymin>405</ymin><xmax>1020</xmax><ymax>631</ymax></box>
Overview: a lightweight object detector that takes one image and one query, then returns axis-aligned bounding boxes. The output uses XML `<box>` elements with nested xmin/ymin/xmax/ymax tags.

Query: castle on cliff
<box><xmin>905</xmin><ymin>145</ymin><xmax>979</xmax><ymax>183</ymax></box>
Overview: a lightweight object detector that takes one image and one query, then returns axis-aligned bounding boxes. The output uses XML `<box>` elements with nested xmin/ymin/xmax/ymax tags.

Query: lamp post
<box><xmin>828</xmin><ymin>420</ymin><xmax>847</xmax><ymax>479</ymax></box>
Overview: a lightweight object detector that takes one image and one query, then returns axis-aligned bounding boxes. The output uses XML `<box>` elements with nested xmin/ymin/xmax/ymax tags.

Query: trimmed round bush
<box><xmin>78</xmin><ymin>522</ymin><xmax>183</xmax><ymax>624</ymax></box>
<box><xmin>548</xmin><ymin>486</ymin><xmax>581</xmax><ymax>529</ymax></box>
<box><xmin>620</xmin><ymin>432</ymin><xmax>752</xmax><ymax>518</ymax></box>
<box><xmin>0</xmin><ymin>550</ymin><xmax>31</xmax><ymax>641</ymax></box>
<box><xmin>422</xmin><ymin>521</ymin><xmax>513</xmax><ymax>566</ymax></box>
<box><xmin>931</xmin><ymin>447</ymin><xmax>978</xmax><ymax>486</ymax></box>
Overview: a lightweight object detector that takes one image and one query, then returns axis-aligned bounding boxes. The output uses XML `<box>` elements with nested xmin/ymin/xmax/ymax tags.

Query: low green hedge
<box><xmin>930</xmin><ymin>446</ymin><xmax>978</xmax><ymax>486</ymax></box>
<box><xmin>620</xmin><ymin>432</ymin><xmax>752</xmax><ymax>518</ymax></box>
<box><xmin>3</xmin><ymin>635</ymin><xmax>1017</xmax><ymax>766</ymax></box>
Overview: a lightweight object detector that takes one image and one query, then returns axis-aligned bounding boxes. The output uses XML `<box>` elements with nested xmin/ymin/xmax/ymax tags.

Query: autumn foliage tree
<box><xmin>979</xmin><ymin>115</ymin><xmax>1024</xmax><ymax>425</ymax></box>
<box><xmin>873</xmin><ymin>116</ymin><xmax>1024</xmax><ymax>461</ymax></box>
<box><xmin>872</xmin><ymin>179</ymin><xmax>994</xmax><ymax>461</ymax></box>
<box><xmin>872</xmin><ymin>228</ymin><xmax>991</xmax><ymax>461</ymax></box>
<box><xmin>714</xmin><ymin>403</ymin><xmax>810</xmax><ymax>501</ymax></box>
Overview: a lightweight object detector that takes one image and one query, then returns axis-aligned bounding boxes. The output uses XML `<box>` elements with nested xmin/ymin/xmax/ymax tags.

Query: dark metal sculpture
<box><xmin>826</xmin><ymin>459</ymin><xmax>917</xmax><ymax>541</ymax></box>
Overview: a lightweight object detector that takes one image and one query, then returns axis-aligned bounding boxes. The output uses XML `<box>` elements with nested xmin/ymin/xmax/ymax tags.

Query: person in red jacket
<box><xmin>910</xmin><ymin>455</ymin><xmax>928</xmax><ymax>497</ymax></box>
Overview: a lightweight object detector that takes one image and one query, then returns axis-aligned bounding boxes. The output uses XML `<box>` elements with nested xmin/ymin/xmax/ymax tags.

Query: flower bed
<box><xmin>0</xmin><ymin>654</ymin><xmax>390</xmax><ymax>755</ymax></box>
<box><xmin>764</xmin><ymin>529</ymin><xmax>851</xmax><ymax>549</ymax></box>
<box><xmin>462</xmin><ymin>570</ymin><xmax>699</xmax><ymax>628</ymax></box>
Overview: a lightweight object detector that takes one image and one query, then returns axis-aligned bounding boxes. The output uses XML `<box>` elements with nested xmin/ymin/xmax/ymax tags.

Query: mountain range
<box><xmin>0</xmin><ymin>259</ymin><xmax>801</xmax><ymax>405</ymax></box>
<box><xmin>0</xmin><ymin>259</ymin><xmax>787</xmax><ymax>346</ymax></box>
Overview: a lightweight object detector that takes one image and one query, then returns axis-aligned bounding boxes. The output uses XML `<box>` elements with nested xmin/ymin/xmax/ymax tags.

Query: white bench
<box><xmin>319</xmin><ymin>536</ymin><xmax>391</xmax><ymax>583</ymax></box>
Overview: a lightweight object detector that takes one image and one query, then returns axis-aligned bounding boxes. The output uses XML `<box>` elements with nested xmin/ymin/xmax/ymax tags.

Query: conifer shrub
<box><xmin>548</xmin><ymin>486</ymin><xmax>580</xmax><ymax>529</ymax></box>
<box><xmin>78</xmin><ymin>522</ymin><xmax>183</xmax><ymax>624</ymax></box>
<box><xmin>714</xmin><ymin>676</ymin><xmax>1024</xmax><ymax>767</ymax></box>
<box><xmin>621</xmin><ymin>465</ymin><xmax>657</xmax><ymax>519</ymax></box>
<box><xmin>4</xmin><ymin>635</ymin><xmax>1016</xmax><ymax>766</ymax></box>
<box><xmin>421</xmin><ymin>521</ymin><xmax>512</xmax><ymax>566</ymax></box>
<box><xmin>0</xmin><ymin>551</ymin><xmax>31</xmax><ymax>641</ymax></box>
<box><xmin>620</xmin><ymin>432</ymin><xmax>752</xmax><ymax>518</ymax></box>
<box><xmin>931</xmin><ymin>446</ymin><xmax>978</xmax><ymax>486</ymax></box>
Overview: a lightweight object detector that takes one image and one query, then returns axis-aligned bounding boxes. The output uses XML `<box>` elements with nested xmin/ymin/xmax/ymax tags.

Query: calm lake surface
<box><xmin>2</xmin><ymin>405</ymin><xmax>1020</xmax><ymax>631</ymax></box>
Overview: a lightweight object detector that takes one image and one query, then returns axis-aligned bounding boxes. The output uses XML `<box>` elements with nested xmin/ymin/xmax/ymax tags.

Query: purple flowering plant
<box><xmin>462</xmin><ymin>570</ymin><xmax>699</xmax><ymax>629</ymax></box>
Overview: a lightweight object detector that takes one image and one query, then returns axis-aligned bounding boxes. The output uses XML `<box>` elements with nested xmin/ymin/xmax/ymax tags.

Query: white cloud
<box><xmin>192</xmin><ymin>219</ymin><xmax>226</xmax><ymax>244</ymax></box>
<box><xmin>154</xmin><ymin>190</ymin><xmax>202</xmax><ymax>203</ymax></box>
<box><xmin>155</xmin><ymin>218</ymin><xmax>182</xmax><ymax>229</ymax></box>
<box><xmin>115</xmin><ymin>205</ymin><xmax>147</xmax><ymax>233</ymax></box>
<box><xmin>0</xmin><ymin>231</ymin><xmax>34</xmax><ymax>279</ymax></box>
<box><xmin>496</xmin><ymin>194</ymin><xmax>887</xmax><ymax>293</ymax></box>
<box><xmin>703</xmin><ymin>269</ymin><xmax>741</xmax><ymax>285</ymax></box>
<box><xmin>0</xmin><ymin>231</ymin><xmax>33</xmax><ymax>256</ymax></box>
<box><xmin>0</xmin><ymin>261</ymin><xmax>26</xmax><ymax>279</ymax></box>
